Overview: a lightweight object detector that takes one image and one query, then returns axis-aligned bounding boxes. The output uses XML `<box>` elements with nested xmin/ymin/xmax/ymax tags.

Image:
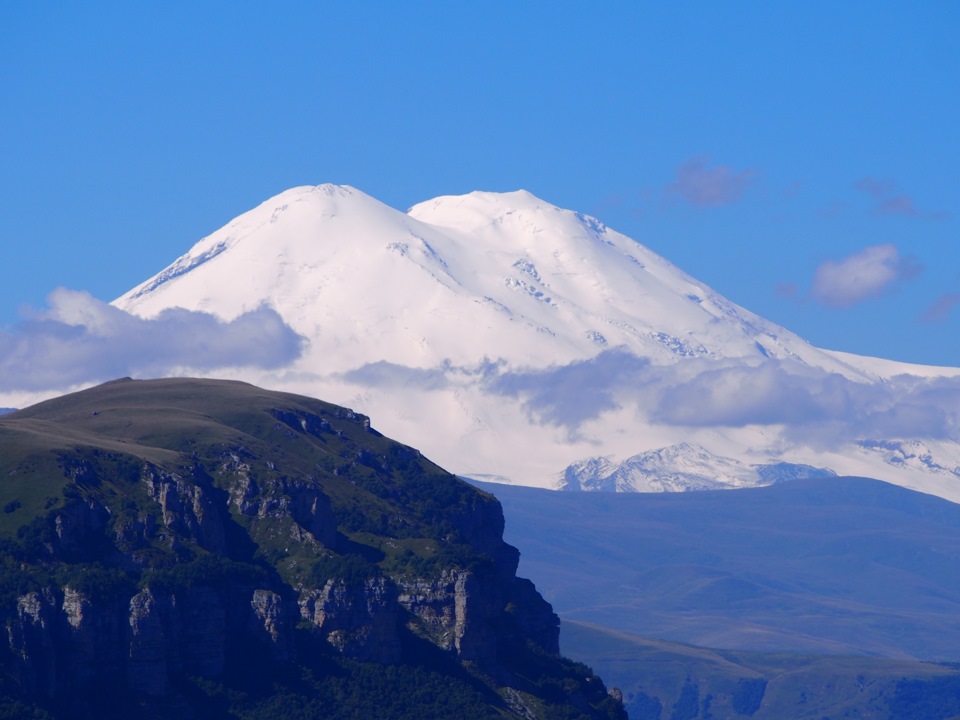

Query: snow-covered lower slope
<box><xmin>559</xmin><ymin>443</ymin><xmax>835</xmax><ymax>492</ymax></box>
<box><xmin>112</xmin><ymin>185</ymin><xmax>960</xmax><ymax>502</ymax></box>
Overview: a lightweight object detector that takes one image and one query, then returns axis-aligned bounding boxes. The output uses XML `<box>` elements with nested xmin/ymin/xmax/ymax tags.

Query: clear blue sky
<box><xmin>2</xmin><ymin>2</ymin><xmax>958</xmax><ymax>366</ymax></box>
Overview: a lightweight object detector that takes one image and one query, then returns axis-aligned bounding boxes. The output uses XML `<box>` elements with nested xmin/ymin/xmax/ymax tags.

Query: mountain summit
<box><xmin>118</xmin><ymin>184</ymin><xmax>862</xmax><ymax>373</ymax></box>
<box><xmin>114</xmin><ymin>185</ymin><xmax>960</xmax><ymax>501</ymax></box>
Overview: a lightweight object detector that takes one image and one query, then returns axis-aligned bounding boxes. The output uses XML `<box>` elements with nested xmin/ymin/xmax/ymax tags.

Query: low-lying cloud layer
<box><xmin>342</xmin><ymin>347</ymin><xmax>960</xmax><ymax>449</ymax></box>
<box><xmin>0</xmin><ymin>289</ymin><xmax>305</xmax><ymax>392</ymax></box>
<box><xmin>6</xmin><ymin>290</ymin><xmax>957</xmax><ymax>457</ymax></box>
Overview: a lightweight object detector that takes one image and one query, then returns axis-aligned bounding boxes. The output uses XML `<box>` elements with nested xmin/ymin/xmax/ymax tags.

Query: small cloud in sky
<box><xmin>775</xmin><ymin>282</ymin><xmax>800</xmax><ymax>300</ymax></box>
<box><xmin>818</xmin><ymin>200</ymin><xmax>847</xmax><ymax>219</ymax></box>
<box><xmin>782</xmin><ymin>181</ymin><xmax>804</xmax><ymax>200</ymax></box>
<box><xmin>811</xmin><ymin>243</ymin><xmax>921</xmax><ymax>307</ymax></box>
<box><xmin>855</xmin><ymin>177</ymin><xmax>918</xmax><ymax>217</ymax></box>
<box><xmin>0</xmin><ymin>289</ymin><xmax>306</xmax><ymax>392</ymax></box>
<box><xmin>667</xmin><ymin>156</ymin><xmax>754</xmax><ymax>207</ymax></box>
<box><xmin>921</xmin><ymin>293</ymin><xmax>960</xmax><ymax>323</ymax></box>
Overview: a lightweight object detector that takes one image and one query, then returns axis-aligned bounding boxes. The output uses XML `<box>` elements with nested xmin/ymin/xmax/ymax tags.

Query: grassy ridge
<box><xmin>0</xmin><ymin>378</ymin><xmax>625</xmax><ymax>720</ymax></box>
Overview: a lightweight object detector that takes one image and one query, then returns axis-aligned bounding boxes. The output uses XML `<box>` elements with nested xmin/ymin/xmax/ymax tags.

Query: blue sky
<box><xmin>2</xmin><ymin>2</ymin><xmax>958</xmax><ymax>366</ymax></box>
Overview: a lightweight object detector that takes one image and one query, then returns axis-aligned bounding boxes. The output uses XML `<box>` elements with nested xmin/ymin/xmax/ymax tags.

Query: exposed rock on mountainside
<box><xmin>0</xmin><ymin>378</ymin><xmax>624</xmax><ymax>719</ymax></box>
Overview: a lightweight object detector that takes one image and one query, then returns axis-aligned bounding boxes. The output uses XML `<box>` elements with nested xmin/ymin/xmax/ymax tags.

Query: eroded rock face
<box><xmin>7</xmin><ymin>590</ymin><xmax>59</xmax><ymax>698</ymax></box>
<box><xmin>5</xmin><ymin>582</ymin><xmax>304</xmax><ymax>701</ymax></box>
<box><xmin>0</xmin><ymin>387</ymin><xmax>569</xmax><ymax>713</ymax></box>
<box><xmin>299</xmin><ymin>577</ymin><xmax>401</xmax><ymax>663</ymax></box>
<box><xmin>7</xmin><ymin>587</ymin><xmax>126</xmax><ymax>698</ymax></box>
<box><xmin>143</xmin><ymin>468</ymin><xmax>226</xmax><ymax>553</ymax></box>
<box><xmin>399</xmin><ymin>569</ymin><xmax>500</xmax><ymax>665</ymax></box>
<box><xmin>249</xmin><ymin>588</ymin><xmax>294</xmax><ymax>661</ymax></box>
<box><xmin>222</xmin><ymin>452</ymin><xmax>337</xmax><ymax>548</ymax></box>
<box><xmin>51</xmin><ymin>499</ymin><xmax>111</xmax><ymax>559</ymax></box>
<box><xmin>2</xmin><ymin>464</ymin><xmax>561</xmax><ymax>707</ymax></box>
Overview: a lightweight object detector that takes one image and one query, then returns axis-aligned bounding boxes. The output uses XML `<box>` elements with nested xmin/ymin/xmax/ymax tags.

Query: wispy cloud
<box><xmin>921</xmin><ymin>293</ymin><xmax>960</xmax><ymax>324</ymax></box>
<box><xmin>488</xmin><ymin>350</ymin><xmax>651</xmax><ymax>428</ymax></box>
<box><xmin>328</xmin><ymin>347</ymin><xmax>960</xmax><ymax>449</ymax></box>
<box><xmin>0</xmin><ymin>289</ymin><xmax>306</xmax><ymax>392</ymax></box>
<box><xmin>775</xmin><ymin>282</ymin><xmax>800</xmax><ymax>300</ymax></box>
<box><xmin>664</xmin><ymin>364</ymin><xmax>960</xmax><ymax>446</ymax></box>
<box><xmin>340</xmin><ymin>357</ymin><xmax>503</xmax><ymax>391</ymax></box>
<box><xmin>810</xmin><ymin>244</ymin><xmax>921</xmax><ymax>307</ymax></box>
<box><xmin>667</xmin><ymin>156</ymin><xmax>754</xmax><ymax>207</ymax></box>
<box><xmin>481</xmin><ymin>350</ymin><xmax>960</xmax><ymax>446</ymax></box>
<box><xmin>855</xmin><ymin>177</ymin><xmax>918</xmax><ymax>217</ymax></box>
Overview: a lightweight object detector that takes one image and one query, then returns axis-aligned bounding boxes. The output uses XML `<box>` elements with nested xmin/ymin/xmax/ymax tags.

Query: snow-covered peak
<box><xmin>408</xmin><ymin>188</ymin><xmax>571</xmax><ymax>228</ymax></box>
<box><xmin>407</xmin><ymin>189</ymin><xmax>613</xmax><ymax>256</ymax></box>
<box><xmin>110</xmin><ymin>184</ymin><xmax>960</xmax><ymax>502</ymax></box>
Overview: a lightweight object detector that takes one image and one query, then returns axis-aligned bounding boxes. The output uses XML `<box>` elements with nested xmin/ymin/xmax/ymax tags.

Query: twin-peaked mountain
<box><xmin>114</xmin><ymin>185</ymin><xmax>960</xmax><ymax>501</ymax></box>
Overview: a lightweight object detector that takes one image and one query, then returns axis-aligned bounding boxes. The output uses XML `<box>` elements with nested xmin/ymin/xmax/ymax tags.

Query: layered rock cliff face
<box><xmin>0</xmin><ymin>378</ymin><xmax>623</xmax><ymax>719</ymax></box>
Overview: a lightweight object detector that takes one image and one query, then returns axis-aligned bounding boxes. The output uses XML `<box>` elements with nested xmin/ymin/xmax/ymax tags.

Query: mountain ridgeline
<box><xmin>0</xmin><ymin>378</ymin><xmax>625</xmax><ymax>719</ymax></box>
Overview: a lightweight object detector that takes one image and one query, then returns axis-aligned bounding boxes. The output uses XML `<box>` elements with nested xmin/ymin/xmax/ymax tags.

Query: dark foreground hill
<box><xmin>0</xmin><ymin>378</ymin><xmax>625</xmax><ymax>720</ymax></box>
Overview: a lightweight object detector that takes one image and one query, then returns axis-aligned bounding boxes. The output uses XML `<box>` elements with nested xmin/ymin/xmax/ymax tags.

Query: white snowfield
<box><xmin>115</xmin><ymin>184</ymin><xmax>960</xmax><ymax>502</ymax></box>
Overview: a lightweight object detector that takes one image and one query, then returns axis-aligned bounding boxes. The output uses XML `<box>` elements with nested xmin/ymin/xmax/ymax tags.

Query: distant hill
<box><xmin>472</xmin><ymin>477</ymin><xmax>960</xmax><ymax>661</ymax></box>
<box><xmin>561</xmin><ymin>621</ymin><xmax>960</xmax><ymax>720</ymax></box>
<box><xmin>0</xmin><ymin>378</ymin><xmax>624</xmax><ymax>720</ymax></box>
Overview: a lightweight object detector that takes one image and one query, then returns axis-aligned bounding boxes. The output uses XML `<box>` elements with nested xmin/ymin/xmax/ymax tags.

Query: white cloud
<box><xmin>0</xmin><ymin>289</ymin><xmax>306</xmax><ymax>392</ymax></box>
<box><xmin>921</xmin><ymin>293</ymin><xmax>960</xmax><ymax>323</ymax></box>
<box><xmin>347</xmin><ymin>348</ymin><xmax>960</xmax><ymax>448</ymax></box>
<box><xmin>811</xmin><ymin>244</ymin><xmax>921</xmax><ymax>307</ymax></box>
<box><xmin>420</xmin><ymin>349</ymin><xmax>960</xmax><ymax>448</ymax></box>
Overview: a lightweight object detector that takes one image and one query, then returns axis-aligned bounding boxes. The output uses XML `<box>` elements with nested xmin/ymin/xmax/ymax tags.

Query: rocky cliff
<box><xmin>0</xmin><ymin>378</ymin><xmax>624</xmax><ymax>719</ymax></box>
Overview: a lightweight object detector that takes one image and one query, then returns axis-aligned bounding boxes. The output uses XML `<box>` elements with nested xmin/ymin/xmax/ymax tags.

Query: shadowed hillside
<box><xmin>0</xmin><ymin>378</ymin><xmax>625</xmax><ymax>720</ymax></box>
<box><xmin>472</xmin><ymin>477</ymin><xmax>960</xmax><ymax>662</ymax></box>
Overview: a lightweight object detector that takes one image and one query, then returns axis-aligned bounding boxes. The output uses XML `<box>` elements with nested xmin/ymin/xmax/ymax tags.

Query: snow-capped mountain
<box><xmin>559</xmin><ymin>443</ymin><xmax>835</xmax><ymax>492</ymax></box>
<box><xmin>120</xmin><ymin>185</ymin><xmax>849</xmax><ymax>373</ymax></box>
<box><xmin>114</xmin><ymin>184</ymin><xmax>960</xmax><ymax>501</ymax></box>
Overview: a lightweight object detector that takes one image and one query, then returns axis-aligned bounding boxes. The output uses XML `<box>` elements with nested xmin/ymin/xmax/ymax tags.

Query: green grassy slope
<box><xmin>0</xmin><ymin>378</ymin><xmax>625</xmax><ymax>720</ymax></box>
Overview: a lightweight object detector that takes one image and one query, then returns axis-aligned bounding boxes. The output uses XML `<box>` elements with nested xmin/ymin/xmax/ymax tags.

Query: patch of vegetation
<box><xmin>730</xmin><ymin>677</ymin><xmax>766</xmax><ymax>716</ymax></box>
<box><xmin>182</xmin><ymin>655</ymin><xmax>507</xmax><ymax>720</ymax></box>
<box><xmin>630</xmin><ymin>692</ymin><xmax>663</xmax><ymax>720</ymax></box>
<box><xmin>309</xmin><ymin>552</ymin><xmax>380</xmax><ymax>586</ymax></box>
<box><xmin>497</xmin><ymin>640</ymin><xmax>626</xmax><ymax>720</ymax></box>
<box><xmin>669</xmin><ymin>681</ymin><xmax>699</xmax><ymax>720</ymax></box>
<box><xmin>887</xmin><ymin>675</ymin><xmax>960</xmax><ymax>720</ymax></box>
<box><xmin>140</xmin><ymin>553</ymin><xmax>268</xmax><ymax>595</ymax></box>
<box><xmin>55</xmin><ymin>563</ymin><xmax>137</xmax><ymax>604</ymax></box>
